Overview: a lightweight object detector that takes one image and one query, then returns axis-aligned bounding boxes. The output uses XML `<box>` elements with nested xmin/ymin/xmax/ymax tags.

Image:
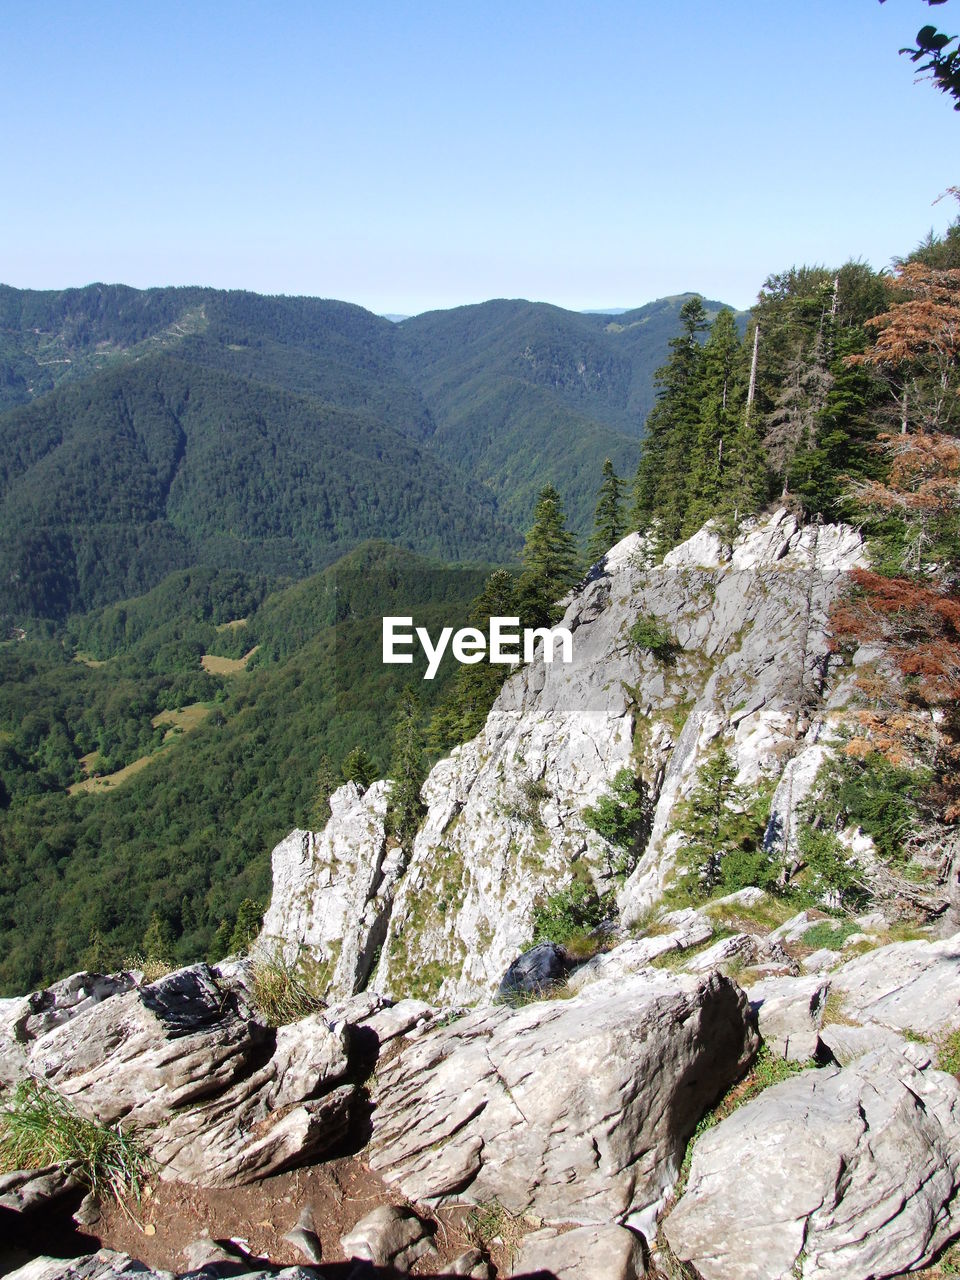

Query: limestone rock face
<box><xmin>664</xmin><ymin>1047</ymin><xmax>960</xmax><ymax>1280</ymax></box>
<box><xmin>367</xmin><ymin>970</ymin><xmax>758</xmax><ymax>1231</ymax></box>
<box><xmin>831</xmin><ymin>933</ymin><xmax>960</xmax><ymax>1034</ymax></box>
<box><xmin>7</xmin><ymin>964</ymin><xmax>359</xmax><ymax>1187</ymax></box>
<box><xmin>368</xmin><ymin>506</ymin><xmax>865</xmax><ymax>998</ymax></box>
<box><xmin>262</xmin><ymin>509</ymin><xmax>864</xmax><ymax>1005</ymax></box>
<box><xmin>258</xmin><ymin>780</ymin><xmax>395</xmax><ymax>999</ymax></box>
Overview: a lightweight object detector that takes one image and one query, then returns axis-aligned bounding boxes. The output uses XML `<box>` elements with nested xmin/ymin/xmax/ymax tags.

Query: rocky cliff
<box><xmin>261</xmin><ymin>509</ymin><xmax>867</xmax><ymax>1004</ymax></box>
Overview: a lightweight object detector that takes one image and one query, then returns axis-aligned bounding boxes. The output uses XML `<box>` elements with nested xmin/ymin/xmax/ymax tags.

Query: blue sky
<box><xmin>1</xmin><ymin>1</ymin><xmax>957</xmax><ymax>314</ymax></box>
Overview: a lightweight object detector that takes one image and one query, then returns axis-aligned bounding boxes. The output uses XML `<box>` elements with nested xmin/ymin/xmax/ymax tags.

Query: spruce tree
<box><xmin>310</xmin><ymin>753</ymin><xmax>339</xmax><ymax>829</ymax></box>
<box><xmin>587</xmin><ymin>459</ymin><xmax>625</xmax><ymax>561</ymax></box>
<box><xmin>672</xmin><ymin>743</ymin><xmax>771</xmax><ymax>897</ymax></box>
<box><xmin>388</xmin><ymin>686</ymin><xmax>426</xmax><ymax>850</ymax></box>
<box><xmin>632</xmin><ymin>296</ymin><xmax>708</xmax><ymax>546</ymax></box>
<box><xmin>519</xmin><ymin>484</ymin><xmax>579</xmax><ymax>621</ymax></box>
<box><xmin>684</xmin><ymin>309</ymin><xmax>747</xmax><ymax>535</ymax></box>
<box><xmin>342</xmin><ymin>745</ymin><xmax>376</xmax><ymax>790</ymax></box>
<box><xmin>428</xmin><ymin>569</ymin><xmax>519</xmax><ymax>753</ymax></box>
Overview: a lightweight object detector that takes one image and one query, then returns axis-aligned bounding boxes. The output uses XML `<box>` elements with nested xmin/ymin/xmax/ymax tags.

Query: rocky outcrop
<box><xmin>368</xmin><ymin>970</ymin><xmax>758</xmax><ymax>1233</ymax></box>
<box><xmin>664</xmin><ymin>1045</ymin><xmax>960</xmax><ymax>1280</ymax></box>
<box><xmin>830</xmin><ymin>933</ymin><xmax>960</xmax><ymax>1033</ymax></box>
<box><xmin>4</xmin><ymin>963</ymin><xmax>360</xmax><ymax>1186</ymax></box>
<box><xmin>260</xmin><ymin>510</ymin><xmax>867</xmax><ymax>1005</ymax></box>
<box><xmin>258</xmin><ymin>780</ymin><xmax>397</xmax><ymax>999</ymax></box>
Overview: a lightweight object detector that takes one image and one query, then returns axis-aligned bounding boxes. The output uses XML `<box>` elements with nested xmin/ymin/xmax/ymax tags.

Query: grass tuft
<box><xmin>0</xmin><ymin>1080</ymin><xmax>152</xmax><ymax>1208</ymax></box>
<box><xmin>250</xmin><ymin>948</ymin><xmax>326</xmax><ymax>1026</ymax></box>
<box><xmin>465</xmin><ymin>1200</ymin><xmax>531</xmax><ymax>1267</ymax></box>
<box><xmin>936</xmin><ymin>1028</ymin><xmax>960</xmax><ymax>1076</ymax></box>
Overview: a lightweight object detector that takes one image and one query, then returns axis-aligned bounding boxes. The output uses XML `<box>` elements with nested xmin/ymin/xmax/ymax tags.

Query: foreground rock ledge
<box><xmin>368</xmin><ymin>969</ymin><xmax>759</xmax><ymax>1232</ymax></box>
<box><xmin>664</xmin><ymin>1045</ymin><xmax>960</xmax><ymax>1280</ymax></box>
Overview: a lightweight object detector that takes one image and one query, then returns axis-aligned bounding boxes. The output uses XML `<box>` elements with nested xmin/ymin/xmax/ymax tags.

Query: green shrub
<box><xmin>531</xmin><ymin>872</ymin><xmax>613</xmax><ymax>947</ymax></box>
<box><xmin>795</xmin><ymin>826</ymin><xmax>868</xmax><ymax>909</ymax></box>
<box><xmin>799</xmin><ymin>751</ymin><xmax>930</xmax><ymax>870</ymax></box>
<box><xmin>801</xmin><ymin>919</ymin><xmax>859</xmax><ymax>950</ymax></box>
<box><xmin>629</xmin><ymin>614</ymin><xmax>677</xmax><ymax>660</ymax></box>
<box><xmin>582</xmin><ymin>769</ymin><xmax>653</xmax><ymax>880</ymax></box>
<box><xmin>0</xmin><ymin>1080</ymin><xmax>151</xmax><ymax>1206</ymax></box>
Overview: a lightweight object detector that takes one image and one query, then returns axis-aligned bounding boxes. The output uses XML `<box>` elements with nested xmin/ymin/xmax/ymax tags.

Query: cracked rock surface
<box><xmin>367</xmin><ymin>969</ymin><xmax>758</xmax><ymax>1229</ymax></box>
<box><xmin>664</xmin><ymin>1045</ymin><xmax>960</xmax><ymax>1280</ymax></box>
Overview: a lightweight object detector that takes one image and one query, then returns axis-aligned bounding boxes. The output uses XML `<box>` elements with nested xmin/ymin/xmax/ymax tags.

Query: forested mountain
<box><xmin>0</xmin><ymin>543</ymin><xmax>493</xmax><ymax>990</ymax></box>
<box><xmin>394</xmin><ymin>295</ymin><xmax>743</xmax><ymax>531</ymax></box>
<box><xmin>0</xmin><ymin>352</ymin><xmax>511</xmax><ymax>618</ymax></box>
<box><xmin>0</xmin><ymin>284</ymin><xmax>739</xmax><ymax>620</ymax></box>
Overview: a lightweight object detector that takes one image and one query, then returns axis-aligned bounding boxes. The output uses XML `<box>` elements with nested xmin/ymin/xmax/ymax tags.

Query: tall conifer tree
<box><xmin>588</xmin><ymin>459</ymin><xmax>625</xmax><ymax>561</ymax></box>
<box><xmin>632</xmin><ymin>296</ymin><xmax>708</xmax><ymax>547</ymax></box>
<box><xmin>519</xmin><ymin>484</ymin><xmax>579</xmax><ymax>620</ymax></box>
<box><xmin>388</xmin><ymin>687</ymin><xmax>426</xmax><ymax>850</ymax></box>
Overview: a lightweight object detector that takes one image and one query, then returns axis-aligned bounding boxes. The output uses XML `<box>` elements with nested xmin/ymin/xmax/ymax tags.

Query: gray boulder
<box><xmin>368</xmin><ymin>970</ymin><xmax>758</xmax><ymax>1231</ymax></box>
<box><xmin>511</xmin><ymin>1224</ymin><xmax>647</xmax><ymax>1278</ymax></box>
<box><xmin>831</xmin><ymin>933</ymin><xmax>960</xmax><ymax>1034</ymax></box>
<box><xmin>664</xmin><ymin>1047</ymin><xmax>960</xmax><ymax>1280</ymax></box>
<box><xmin>746</xmin><ymin>974</ymin><xmax>830</xmax><ymax>1061</ymax></box>
<box><xmin>340</xmin><ymin>1204</ymin><xmax>435</xmax><ymax>1270</ymax></box>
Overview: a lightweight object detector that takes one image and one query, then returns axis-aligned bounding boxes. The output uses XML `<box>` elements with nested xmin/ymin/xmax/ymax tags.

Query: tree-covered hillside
<box><xmin>0</xmin><ymin>355</ymin><xmax>512</xmax><ymax>619</ymax></box>
<box><xmin>0</xmin><ymin>284</ymin><xmax>741</xmax><ymax>621</ymax></box>
<box><xmin>0</xmin><ymin>543</ymin><xmax>493</xmax><ymax>991</ymax></box>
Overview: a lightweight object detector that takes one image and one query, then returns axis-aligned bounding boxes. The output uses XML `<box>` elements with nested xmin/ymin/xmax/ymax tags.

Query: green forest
<box><xmin>1</xmin><ymin>186</ymin><xmax>959</xmax><ymax>993</ymax></box>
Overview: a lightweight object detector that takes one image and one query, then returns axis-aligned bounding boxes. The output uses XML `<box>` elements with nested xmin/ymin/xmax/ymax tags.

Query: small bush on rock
<box><xmin>582</xmin><ymin>769</ymin><xmax>653</xmax><ymax>881</ymax></box>
<box><xmin>530</xmin><ymin>872</ymin><xmax>614</xmax><ymax>949</ymax></box>
<box><xmin>629</xmin><ymin>613</ymin><xmax>678</xmax><ymax>660</ymax></box>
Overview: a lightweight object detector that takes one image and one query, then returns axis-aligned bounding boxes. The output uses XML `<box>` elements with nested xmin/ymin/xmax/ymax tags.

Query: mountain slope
<box><xmin>0</xmin><ymin>283</ymin><xmax>745</xmax><ymax>619</ymax></box>
<box><xmin>0</xmin><ymin>543</ymin><xmax>492</xmax><ymax>992</ymax></box>
<box><xmin>394</xmin><ymin>295</ymin><xmax>745</xmax><ymax>529</ymax></box>
<box><xmin>0</xmin><ymin>356</ymin><xmax>513</xmax><ymax>617</ymax></box>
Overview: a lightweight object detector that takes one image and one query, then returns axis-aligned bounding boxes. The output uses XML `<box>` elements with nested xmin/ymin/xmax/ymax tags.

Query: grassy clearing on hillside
<box><xmin>67</xmin><ymin>704</ymin><xmax>215</xmax><ymax>793</ymax></box>
<box><xmin>201</xmin><ymin>646</ymin><xmax>259</xmax><ymax>675</ymax></box>
<box><xmin>151</xmin><ymin>702</ymin><xmax>213</xmax><ymax>741</ymax></box>
<box><xmin>68</xmin><ymin>752</ymin><xmax>162</xmax><ymax>795</ymax></box>
<box><xmin>74</xmin><ymin>652</ymin><xmax>107</xmax><ymax>667</ymax></box>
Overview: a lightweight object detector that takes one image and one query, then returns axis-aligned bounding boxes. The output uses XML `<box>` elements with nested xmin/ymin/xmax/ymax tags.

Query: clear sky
<box><xmin>1</xmin><ymin>1</ymin><xmax>957</xmax><ymax>314</ymax></box>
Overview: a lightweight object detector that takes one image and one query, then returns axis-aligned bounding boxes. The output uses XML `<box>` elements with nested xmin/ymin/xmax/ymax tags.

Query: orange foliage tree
<box><xmin>832</xmin><ymin>264</ymin><xmax>960</xmax><ymax>811</ymax></box>
<box><xmin>848</xmin><ymin>261</ymin><xmax>960</xmax><ymax>432</ymax></box>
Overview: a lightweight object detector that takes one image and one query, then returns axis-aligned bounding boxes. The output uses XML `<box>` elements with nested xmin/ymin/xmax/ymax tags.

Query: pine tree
<box><xmin>141</xmin><ymin>912</ymin><xmax>174</xmax><ymax>964</ymax></box>
<box><xmin>587</xmin><ymin>459</ymin><xmax>625</xmax><ymax>561</ymax></box>
<box><xmin>684</xmin><ymin>309</ymin><xmax>747</xmax><ymax>534</ymax></box>
<box><xmin>388</xmin><ymin>686</ymin><xmax>426</xmax><ymax>850</ymax></box>
<box><xmin>342</xmin><ymin>745</ymin><xmax>376</xmax><ymax>790</ymax></box>
<box><xmin>519</xmin><ymin>484</ymin><xmax>579</xmax><ymax>622</ymax></box>
<box><xmin>672</xmin><ymin>743</ymin><xmax>771</xmax><ymax>897</ymax></box>
<box><xmin>229</xmin><ymin>898</ymin><xmax>263</xmax><ymax>955</ymax></box>
<box><xmin>632</xmin><ymin>296</ymin><xmax>708</xmax><ymax>546</ymax></box>
<box><xmin>310</xmin><ymin>753</ymin><xmax>339</xmax><ymax>829</ymax></box>
<box><xmin>428</xmin><ymin>569</ymin><xmax>519</xmax><ymax>753</ymax></box>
